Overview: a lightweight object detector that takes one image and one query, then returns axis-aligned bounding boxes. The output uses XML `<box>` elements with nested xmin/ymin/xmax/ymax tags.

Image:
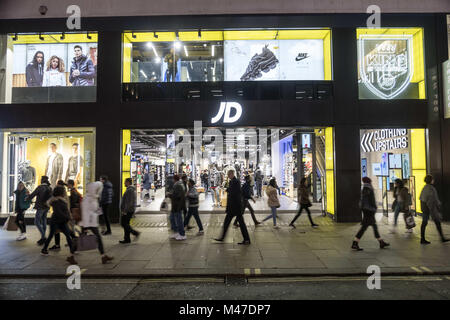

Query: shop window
<box><xmin>357</xmin><ymin>28</ymin><xmax>425</xmax><ymax>100</ymax></box>
<box><xmin>122</xmin><ymin>29</ymin><xmax>332</xmax><ymax>85</ymax></box>
<box><xmin>0</xmin><ymin>128</ymin><xmax>95</xmax><ymax>214</ymax></box>
<box><xmin>0</xmin><ymin>32</ymin><xmax>98</xmax><ymax>104</ymax></box>
<box><xmin>359</xmin><ymin>128</ymin><xmax>427</xmax><ymax>215</ymax></box>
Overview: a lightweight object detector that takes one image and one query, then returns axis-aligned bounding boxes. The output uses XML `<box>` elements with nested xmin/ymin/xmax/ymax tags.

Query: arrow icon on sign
<box><xmin>367</xmin><ymin>132</ymin><xmax>375</xmax><ymax>152</ymax></box>
<box><xmin>361</xmin><ymin>133</ymin><xmax>367</xmax><ymax>152</ymax></box>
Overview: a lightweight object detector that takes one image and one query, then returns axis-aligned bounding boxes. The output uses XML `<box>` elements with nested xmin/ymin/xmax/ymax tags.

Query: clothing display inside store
<box><xmin>0</xmin><ymin>129</ymin><xmax>95</xmax><ymax>214</ymax></box>
<box><xmin>125</xmin><ymin>127</ymin><xmax>327</xmax><ymax>213</ymax></box>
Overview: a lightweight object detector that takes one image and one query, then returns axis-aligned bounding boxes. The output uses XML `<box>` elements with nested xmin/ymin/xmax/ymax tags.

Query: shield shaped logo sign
<box><xmin>359</xmin><ymin>35</ymin><xmax>413</xmax><ymax>99</ymax></box>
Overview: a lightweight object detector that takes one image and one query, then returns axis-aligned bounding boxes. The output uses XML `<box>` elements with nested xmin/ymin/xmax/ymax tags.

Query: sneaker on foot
<box><xmin>186</xmin><ymin>226</ymin><xmax>195</xmax><ymax>230</ymax></box>
<box><xmin>49</xmin><ymin>245</ymin><xmax>61</xmax><ymax>251</ymax></box>
<box><xmin>421</xmin><ymin>239</ymin><xmax>431</xmax><ymax>244</ymax></box>
<box><xmin>197</xmin><ymin>231</ymin><xmax>204</xmax><ymax>236</ymax></box>
<box><xmin>175</xmin><ymin>235</ymin><xmax>187</xmax><ymax>241</ymax></box>
<box><xmin>273</xmin><ymin>225</ymin><xmax>280</xmax><ymax>229</ymax></box>
<box><xmin>66</xmin><ymin>256</ymin><xmax>78</xmax><ymax>265</ymax></box>
<box><xmin>379</xmin><ymin>240</ymin><xmax>390</xmax><ymax>249</ymax></box>
<box><xmin>238</xmin><ymin>240</ymin><xmax>251</xmax><ymax>245</ymax></box>
<box><xmin>37</xmin><ymin>238</ymin><xmax>46</xmax><ymax>245</ymax></box>
<box><xmin>351</xmin><ymin>241</ymin><xmax>363</xmax><ymax>251</ymax></box>
<box><xmin>311</xmin><ymin>224</ymin><xmax>319</xmax><ymax>228</ymax></box>
<box><xmin>133</xmin><ymin>232</ymin><xmax>141</xmax><ymax>241</ymax></box>
<box><xmin>119</xmin><ymin>240</ymin><xmax>131</xmax><ymax>244</ymax></box>
<box><xmin>442</xmin><ymin>238</ymin><xmax>450</xmax><ymax>243</ymax></box>
<box><xmin>16</xmin><ymin>233</ymin><xmax>26</xmax><ymax>241</ymax></box>
<box><xmin>101</xmin><ymin>255</ymin><xmax>114</xmax><ymax>264</ymax></box>
<box><xmin>405</xmin><ymin>229</ymin><xmax>413</xmax><ymax>233</ymax></box>
<box><xmin>41</xmin><ymin>249</ymin><xmax>49</xmax><ymax>256</ymax></box>
<box><xmin>170</xmin><ymin>233</ymin><xmax>180</xmax><ymax>239</ymax></box>
<box><xmin>289</xmin><ymin>223</ymin><xmax>296</xmax><ymax>228</ymax></box>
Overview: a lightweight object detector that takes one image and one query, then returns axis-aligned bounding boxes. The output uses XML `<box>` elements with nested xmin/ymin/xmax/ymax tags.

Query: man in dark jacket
<box><xmin>25</xmin><ymin>51</ymin><xmax>44</xmax><ymax>87</ymax></box>
<box><xmin>141</xmin><ymin>169</ymin><xmax>151</xmax><ymax>202</ymax></box>
<box><xmin>27</xmin><ymin>176</ymin><xmax>52</xmax><ymax>245</ymax></box>
<box><xmin>215</xmin><ymin>170</ymin><xmax>250</xmax><ymax>245</ymax></box>
<box><xmin>169</xmin><ymin>175</ymin><xmax>187</xmax><ymax>240</ymax></box>
<box><xmin>234</xmin><ymin>175</ymin><xmax>260</xmax><ymax>227</ymax></box>
<box><xmin>254</xmin><ymin>167</ymin><xmax>263</xmax><ymax>198</ymax></box>
<box><xmin>100</xmin><ymin>175</ymin><xmax>113</xmax><ymax>235</ymax></box>
<box><xmin>120</xmin><ymin>178</ymin><xmax>140</xmax><ymax>244</ymax></box>
<box><xmin>69</xmin><ymin>45</ymin><xmax>95</xmax><ymax>86</ymax></box>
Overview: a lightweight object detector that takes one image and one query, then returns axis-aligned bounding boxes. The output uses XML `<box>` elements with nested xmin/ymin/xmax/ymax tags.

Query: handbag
<box><xmin>160</xmin><ymin>197</ymin><xmax>171</xmax><ymax>212</ymax></box>
<box><xmin>71</xmin><ymin>208</ymin><xmax>82</xmax><ymax>222</ymax></box>
<box><xmin>403</xmin><ymin>212</ymin><xmax>416</xmax><ymax>229</ymax></box>
<box><xmin>76</xmin><ymin>232</ymin><xmax>98</xmax><ymax>251</ymax></box>
<box><xmin>2</xmin><ymin>215</ymin><xmax>18</xmax><ymax>231</ymax></box>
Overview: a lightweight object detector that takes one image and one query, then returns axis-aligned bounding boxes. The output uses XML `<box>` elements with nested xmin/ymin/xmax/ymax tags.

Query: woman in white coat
<box><xmin>80</xmin><ymin>181</ymin><xmax>114</xmax><ymax>264</ymax></box>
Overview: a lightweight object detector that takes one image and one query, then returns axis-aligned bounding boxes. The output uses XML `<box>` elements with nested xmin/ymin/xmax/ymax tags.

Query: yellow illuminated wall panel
<box><xmin>410</xmin><ymin>129</ymin><xmax>427</xmax><ymax>213</ymax></box>
<box><xmin>122</xmin><ymin>129</ymin><xmax>131</xmax><ymax>195</ymax></box>
<box><xmin>325</xmin><ymin>127</ymin><xmax>335</xmax><ymax>215</ymax></box>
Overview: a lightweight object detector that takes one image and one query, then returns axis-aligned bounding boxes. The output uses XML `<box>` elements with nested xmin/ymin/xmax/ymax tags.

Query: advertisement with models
<box><xmin>224</xmin><ymin>39</ymin><xmax>325</xmax><ymax>81</ymax></box>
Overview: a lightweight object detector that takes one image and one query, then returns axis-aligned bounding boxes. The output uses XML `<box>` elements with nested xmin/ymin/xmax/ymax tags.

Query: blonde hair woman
<box><xmin>42</xmin><ymin>55</ymin><xmax>66</xmax><ymax>87</ymax></box>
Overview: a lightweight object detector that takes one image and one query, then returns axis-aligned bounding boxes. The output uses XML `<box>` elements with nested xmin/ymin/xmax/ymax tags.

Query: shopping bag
<box><xmin>160</xmin><ymin>197</ymin><xmax>171</xmax><ymax>212</ymax></box>
<box><xmin>403</xmin><ymin>212</ymin><xmax>416</xmax><ymax>229</ymax></box>
<box><xmin>76</xmin><ymin>233</ymin><xmax>98</xmax><ymax>251</ymax></box>
<box><xmin>2</xmin><ymin>215</ymin><xmax>18</xmax><ymax>231</ymax></box>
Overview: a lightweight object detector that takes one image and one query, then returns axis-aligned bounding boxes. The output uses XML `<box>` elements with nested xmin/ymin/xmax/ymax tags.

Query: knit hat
<box><xmin>362</xmin><ymin>177</ymin><xmax>371</xmax><ymax>184</ymax></box>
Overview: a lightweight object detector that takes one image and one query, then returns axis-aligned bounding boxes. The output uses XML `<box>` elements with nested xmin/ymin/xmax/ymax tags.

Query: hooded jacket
<box><xmin>266</xmin><ymin>185</ymin><xmax>280</xmax><ymax>208</ymax></box>
<box><xmin>226</xmin><ymin>176</ymin><xmax>242</xmax><ymax>215</ymax></box>
<box><xmin>171</xmin><ymin>180</ymin><xmax>186</xmax><ymax>213</ymax></box>
<box><xmin>420</xmin><ymin>184</ymin><xmax>442</xmax><ymax>221</ymax></box>
<box><xmin>14</xmin><ymin>188</ymin><xmax>31</xmax><ymax>211</ymax></box>
<box><xmin>298</xmin><ymin>185</ymin><xmax>311</xmax><ymax>205</ymax></box>
<box><xmin>69</xmin><ymin>54</ymin><xmax>95</xmax><ymax>86</ymax></box>
<box><xmin>100</xmin><ymin>181</ymin><xmax>113</xmax><ymax>205</ymax></box>
<box><xmin>360</xmin><ymin>183</ymin><xmax>377</xmax><ymax>213</ymax></box>
<box><xmin>121</xmin><ymin>185</ymin><xmax>137</xmax><ymax>214</ymax></box>
<box><xmin>47</xmin><ymin>196</ymin><xmax>71</xmax><ymax>224</ymax></box>
<box><xmin>80</xmin><ymin>181</ymin><xmax>103</xmax><ymax>228</ymax></box>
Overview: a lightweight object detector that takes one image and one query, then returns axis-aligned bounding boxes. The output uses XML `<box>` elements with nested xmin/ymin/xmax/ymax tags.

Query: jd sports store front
<box><xmin>0</xmin><ymin>128</ymin><xmax>96</xmax><ymax>215</ymax></box>
<box><xmin>360</xmin><ymin>128</ymin><xmax>427</xmax><ymax>216</ymax></box>
<box><xmin>122</xmin><ymin>127</ymin><xmax>335</xmax><ymax>215</ymax></box>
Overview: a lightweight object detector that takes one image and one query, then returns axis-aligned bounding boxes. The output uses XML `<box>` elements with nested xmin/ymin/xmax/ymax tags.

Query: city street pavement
<box><xmin>0</xmin><ymin>212</ymin><xmax>450</xmax><ymax>278</ymax></box>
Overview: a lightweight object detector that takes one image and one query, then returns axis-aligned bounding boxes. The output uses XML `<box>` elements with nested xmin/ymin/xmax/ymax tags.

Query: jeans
<box><xmin>82</xmin><ymin>227</ymin><xmax>104</xmax><ymax>254</ymax></box>
<box><xmin>34</xmin><ymin>208</ymin><xmax>49</xmax><ymax>239</ymax></box>
<box><xmin>393</xmin><ymin>201</ymin><xmax>403</xmax><ymax>226</ymax></box>
<box><xmin>234</xmin><ymin>199</ymin><xmax>258</xmax><ymax>225</ymax></box>
<box><xmin>100</xmin><ymin>203</ymin><xmax>112</xmax><ymax>233</ymax></box>
<box><xmin>15</xmin><ymin>209</ymin><xmax>26</xmax><ymax>233</ymax></box>
<box><xmin>169</xmin><ymin>211</ymin><xmax>177</xmax><ymax>232</ymax></box>
<box><xmin>220</xmin><ymin>212</ymin><xmax>250</xmax><ymax>242</ymax></box>
<box><xmin>121</xmin><ymin>212</ymin><xmax>139</xmax><ymax>242</ymax></box>
<box><xmin>211</xmin><ymin>187</ymin><xmax>220</xmax><ymax>205</ymax></box>
<box><xmin>355</xmin><ymin>210</ymin><xmax>380</xmax><ymax>240</ymax></box>
<box><xmin>43</xmin><ymin>221</ymin><xmax>74</xmax><ymax>254</ymax></box>
<box><xmin>420</xmin><ymin>201</ymin><xmax>445</xmax><ymax>241</ymax></box>
<box><xmin>184</xmin><ymin>207</ymin><xmax>203</xmax><ymax>231</ymax></box>
<box><xmin>262</xmin><ymin>207</ymin><xmax>277</xmax><ymax>226</ymax></box>
<box><xmin>171</xmin><ymin>211</ymin><xmax>185</xmax><ymax>236</ymax></box>
<box><xmin>290</xmin><ymin>204</ymin><xmax>315</xmax><ymax>225</ymax></box>
<box><xmin>141</xmin><ymin>189</ymin><xmax>150</xmax><ymax>201</ymax></box>
<box><xmin>255</xmin><ymin>181</ymin><xmax>262</xmax><ymax>197</ymax></box>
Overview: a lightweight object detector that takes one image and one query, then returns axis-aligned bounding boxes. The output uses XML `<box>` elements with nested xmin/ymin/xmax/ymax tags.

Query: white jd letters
<box><xmin>211</xmin><ymin>102</ymin><xmax>242</xmax><ymax>124</ymax></box>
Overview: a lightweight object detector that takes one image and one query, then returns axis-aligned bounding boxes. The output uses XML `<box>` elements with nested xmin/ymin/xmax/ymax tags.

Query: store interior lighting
<box><xmin>184</xmin><ymin>45</ymin><xmax>189</xmax><ymax>57</ymax></box>
<box><xmin>174</xmin><ymin>41</ymin><xmax>182</xmax><ymax>50</ymax></box>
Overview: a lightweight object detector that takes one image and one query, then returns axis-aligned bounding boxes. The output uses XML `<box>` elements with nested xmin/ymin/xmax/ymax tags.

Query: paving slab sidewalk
<box><xmin>1</xmin><ymin>213</ymin><xmax>449</xmax><ymax>278</ymax></box>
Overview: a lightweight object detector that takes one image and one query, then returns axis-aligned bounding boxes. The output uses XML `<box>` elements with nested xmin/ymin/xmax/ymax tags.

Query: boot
<box><xmin>379</xmin><ymin>239</ymin><xmax>390</xmax><ymax>249</ymax></box>
<box><xmin>351</xmin><ymin>241</ymin><xmax>363</xmax><ymax>251</ymax></box>
<box><xmin>101</xmin><ymin>255</ymin><xmax>114</xmax><ymax>264</ymax></box>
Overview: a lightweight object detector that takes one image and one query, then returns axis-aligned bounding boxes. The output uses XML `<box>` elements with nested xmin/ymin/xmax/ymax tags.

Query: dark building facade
<box><xmin>0</xmin><ymin>13</ymin><xmax>448</xmax><ymax>223</ymax></box>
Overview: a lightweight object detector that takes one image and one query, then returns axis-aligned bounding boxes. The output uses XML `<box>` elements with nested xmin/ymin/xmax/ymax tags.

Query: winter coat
<box><xmin>121</xmin><ymin>185</ymin><xmax>136</xmax><ymax>214</ymax></box>
<box><xmin>255</xmin><ymin>170</ymin><xmax>263</xmax><ymax>183</ymax></box>
<box><xmin>397</xmin><ymin>187</ymin><xmax>410</xmax><ymax>212</ymax></box>
<box><xmin>27</xmin><ymin>183</ymin><xmax>52</xmax><ymax>210</ymax></box>
<box><xmin>266</xmin><ymin>185</ymin><xmax>280</xmax><ymax>208</ymax></box>
<box><xmin>69</xmin><ymin>54</ymin><xmax>95</xmax><ymax>86</ymax></box>
<box><xmin>171</xmin><ymin>181</ymin><xmax>186</xmax><ymax>213</ymax></box>
<box><xmin>420</xmin><ymin>184</ymin><xmax>442</xmax><ymax>221</ymax></box>
<box><xmin>45</xmin><ymin>153</ymin><xmax>64</xmax><ymax>187</ymax></box>
<box><xmin>142</xmin><ymin>173</ymin><xmax>151</xmax><ymax>190</ymax></box>
<box><xmin>100</xmin><ymin>181</ymin><xmax>113</xmax><ymax>205</ymax></box>
<box><xmin>69</xmin><ymin>187</ymin><xmax>82</xmax><ymax>210</ymax></box>
<box><xmin>241</xmin><ymin>182</ymin><xmax>252</xmax><ymax>200</ymax></box>
<box><xmin>226</xmin><ymin>177</ymin><xmax>242</xmax><ymax>215</ymax></box>
<box><xmin>360</xmin><ymin>183</ymin><xmax>377</xmax><ymax>213</ymax></box>
<box><xmin>80</xmin><ymin>182</ymin><xmax>103</xmax><ymax>228</ymax></box>
<box><xmin>47</xmin><ymin>196</ymin><xmax>71</xmax><ymax>224</ymax></box>
<box><xmin>42</xmin><ymin>68</ymin><xmax>66</xmax><ymax>87</ymax></box>
<box><xmin>298</xmin><ymin>185</ymin><xmax>311</xmax><ymax>205</ymax></box>
<box><xmin>187</xmin><ymin>186</ymin><xmax>199</xmax><ymax>207</ymax></box>
<box><xmin>14</xmin><ymin>189</ymin><xmax>31</xmax><ymax>211</ymax></box>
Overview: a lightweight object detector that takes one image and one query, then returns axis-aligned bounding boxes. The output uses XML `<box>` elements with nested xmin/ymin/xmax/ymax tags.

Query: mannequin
<box><xmin>65</xmin><ymin>143</ymin><xmax>84</xmax><ymax>187</ymax></box>
<box><xmin>19</xmin><ymin>160</ymin><xmax>36</xmax><ymax>191</ymax></box>
<box><xmin>45</xmin><ymin>143</ymin><xmax>64</xmax><ymax>188</ymax></box>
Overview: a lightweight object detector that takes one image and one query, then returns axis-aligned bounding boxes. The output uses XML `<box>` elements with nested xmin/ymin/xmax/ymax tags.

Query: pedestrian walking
<box><xmin>13</xmin><ymin>182</ymin><xmax>31</xmax><ymax>241</ymax></box>
<box><xmin>80</xmin><ymin>181</ymin><xmax>114</xmax><ymax>264</ymax></box>
<box><xmin>169</xmin><ymin>174</ymin><xmax>187</xmax><ymax>240</ymax></box>
<box><xmin>234</xmin><ymin>175</ymin><xmax>260</xmax><ymax>227</ymax></box>
<box><xmin>289</xmin><ymin>177</ymin><xmax>318</xmax><ymax>228</ymax></box>
<box><xmin>184</xmin><ymin>179</ymin><xmax>204</xmax><ymax>235</ymax></box>
<box><xmin>214</xmin><ymin>170</ymin><xmax>251</xmax><ymax>245</ymax></box>
<box><xmin>119</xmin><ymin>178</ymin><xmax>140</xmax><ymax>244</ymax></box>
<box><xmin>141</xmin><ymin>169</ymin><xmax>151</xmax><ymax>202</ymax></box>
<box><xmin>41</xmin><ymin>186</ymin><xmax>77</xmax><ymax>265</ymax></box>
<box><xmin>50</xmin><ymin>180</ymin><xmax>74</xmax><ymax>251</ymax></box>
<box><xmin>254</xmin><ymin>167</ymin><xmax>263</xmax><ymax>198</ymax></box>
<box><xmin>99</xmin><ymin>175</ymin><xmax>113</xmax><ymax>235</ymax></box>
<box><xmin>419</xmin><ymin>175</ymin><xmax>449</xmax><ymax>244</ymax></box>
<box><xmin>181</xmin><ymin>174</ymin><xmax>189</xmax><ymax>221</ymax></box>
<box><xmin>27</xmin><ymin>176</ymin><xmax>52</xmax><ymax>245</ymax></box>
<box><xmin>261</xmin><ymin>178</ymin><xmax>280</xmax><ymax>228</ymax></box>
<box><xmin>391</xmin><ymin>179</ymin><xmax>411</xmax><ymax>232</ymax></box>
<box><xmin>352</xmin><ymin>177</ymin><xmax>390</xmax><ymax>251</ymax></box>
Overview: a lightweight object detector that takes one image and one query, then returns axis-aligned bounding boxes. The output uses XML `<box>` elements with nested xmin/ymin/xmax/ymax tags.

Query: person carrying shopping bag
<box><xmin>80</xmin><ymin>181</ymin><xmax>114</xmax><ymax>264</ymax></box>
<box><xmin>262</xmin><ymin>178</ymin><xmax>280</xmax><ymax>228</ymax></box>
<box><xmin>13</xmin><ymin>182</ymin><xmax>31</xmax><ymax>241</ymax></box>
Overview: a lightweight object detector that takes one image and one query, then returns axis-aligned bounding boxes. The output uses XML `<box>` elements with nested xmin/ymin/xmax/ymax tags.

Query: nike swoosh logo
<box><xmin>295</xmin><ymin>56</ymin><xmax>308</xmax><ymax>61</ymax></box>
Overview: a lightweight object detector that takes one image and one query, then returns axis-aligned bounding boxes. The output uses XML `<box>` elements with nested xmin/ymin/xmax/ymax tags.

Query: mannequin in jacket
<box><xmin>45</xmin><ymin>143</ymin><xmax>64</xmax><ymax>188</ymax></box>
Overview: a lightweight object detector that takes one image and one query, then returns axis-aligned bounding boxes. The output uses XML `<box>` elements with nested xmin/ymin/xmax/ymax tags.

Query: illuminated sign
<box><xmin>359</xmin><ymin>35</ymin><xmax>413</xmax><ymax>99</ymax></box>
<box><xmin>444</xmin><ymin>59</ymin><xmax>450</xmax><ymax>119</ymax></box>
<box><xmin>361</xmin><ymin>129</ymin><xmax>408</xmax><ymax>152</ymax></box>
<box><xmin>211</xmin><ymin>102</ymin><xmax>242</xmax><ymax>124</ymax></box>
<box><xmin>124</xmin><ymin>144</ymin><xmax>132</xmax><ymax>156</ymax></box>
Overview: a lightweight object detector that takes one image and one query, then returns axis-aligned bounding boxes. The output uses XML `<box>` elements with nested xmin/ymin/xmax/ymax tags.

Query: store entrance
<box><xmin>360</xmin><ymin>128</ymin><xmax>427</xmax><ymax>216</ymax></box>
<box><xmin>122</xmin><ymin>127</ymin><xmax>335</xmax><ymax>214</ymax></box>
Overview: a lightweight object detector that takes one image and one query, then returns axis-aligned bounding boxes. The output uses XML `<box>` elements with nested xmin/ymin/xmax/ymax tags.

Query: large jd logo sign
<box><xmin>359</xmin><ymin>35</ymin><xmax>413</xmax><ymax>99</ymax></box>
<box><xmin>211</xmin><ymin>102</ymin><xmax>242</xmax><ymax>124</ymax></box>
